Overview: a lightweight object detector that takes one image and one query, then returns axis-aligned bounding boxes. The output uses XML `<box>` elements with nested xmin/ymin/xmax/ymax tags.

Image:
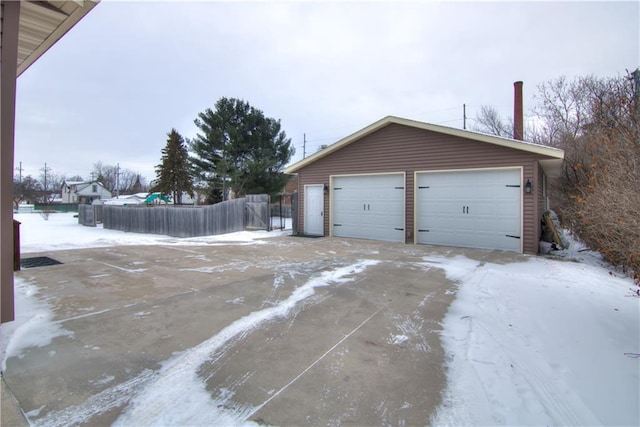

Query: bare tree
<box><xmin>473</xmin><ymin>105</ymin><xmax>513</xmax><ymax>138</ymax></box>
<box><xmin>93</xmin><ymin>161</ymin><xmax>117</xmax><ymax>193</ymax></box>
<box><xmin>531</xmin><ymin>76</ymin><xmax>593</xmax><ymax>147</ymax></box>
<box><xmin>538</xmin><ymin>73</ymin><xmax>639</xmax><ymax>281</ymax></box>
<box><xmin>13</xmin><ymin>175</ymin><xmax>42</xmax><ymax>207</ymax></box>
<box><xmin>92</xmin><ymin>162</ymin><xmax>146</xmax><ymax>195</ymax></box>
<box><xmin>476</xmin><ymin>72</ymin><xmax>640</xmax><ymax>282</ymax></box>
<box><xmin>39</xmin><ymin>167</ymin><xmax>64</xmax><ymax>203</ymax></box>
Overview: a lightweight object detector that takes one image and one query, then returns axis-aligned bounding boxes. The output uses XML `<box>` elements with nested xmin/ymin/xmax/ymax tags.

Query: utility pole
<box><xmin>41</xmin><ymin>162</ymin><xmax>50</xmax><ymax>204</ymax></box>
<box><xmin>303</xmin><ymin>133</ymin><xmax>306</xmax><ymax>159</ymax></box>
<box><xmin>16</xmin><ymin>161</ymin><xmax>22</xmax><ymax>183</ymax></box>
<box><xmin>116</xmin><ymin>163</ymin><xmax>120</xmax><ymax>198</ymax></box>
<box><xmin>43</xmin><ymin>162</ymin><xmax>48</xmax><ymax>193</ymax></box>
<box><xmin>463</xmin><ymin>104</ymin><xmax>467</xmax><ymax>130</ymax></box>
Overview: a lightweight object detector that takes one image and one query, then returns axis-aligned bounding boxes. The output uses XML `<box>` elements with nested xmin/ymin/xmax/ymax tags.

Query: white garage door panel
<box><xmin>417</xmin><ymin>169</ymin><xmax>521</xmax><ymax>252</ymax></box>
<box><xmin>332</xmin><ymin>174</ymin><xmax>404</xmax><ymax>243</ymax></box>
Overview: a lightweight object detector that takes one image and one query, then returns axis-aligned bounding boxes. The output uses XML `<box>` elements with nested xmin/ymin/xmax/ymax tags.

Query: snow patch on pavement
<box><xmin>113</xmin><ymin>259</ymin><xmax>379</xmax><ymax>426</ymax></box>
<box><xmin>1</xmin><ymin>278</ymin><xmax>73</xmax><ymax>372</ymax></box>
<box><xmin>25</xmin><ymin>259</ymin><xmax>378</xmax><ymax>426</ymax></box>
<box><xmin>430</xmin><ymin>256</ymin><xmax>640</xmax><ymax>426</ymax></box>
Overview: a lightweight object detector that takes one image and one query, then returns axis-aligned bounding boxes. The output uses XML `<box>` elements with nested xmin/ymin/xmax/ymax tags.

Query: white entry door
<box><xmin>416</xmin><ymin>168</ymin><xmax>522</xmax><ymax>252</ymax></box>
<box><xmin>331</xmin><ymin>174</ymin><xmax>405</xmax><ymax>243</ymax></box>
<box><xmin>304</xmin><ymin>184</ymin><xmax>324</xmax><ymax>236</ymax></box>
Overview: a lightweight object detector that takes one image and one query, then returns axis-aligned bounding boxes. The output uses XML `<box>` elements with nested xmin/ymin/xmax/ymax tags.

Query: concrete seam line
<box><xmin>244</xmin><ymin>306</ymin><xmax>385</xmax><ymax>420</ymax></box>
<box><xmin>1</xmin><ymin>374</ymin><xmax>31</xmax><ymax>424</ymax></box>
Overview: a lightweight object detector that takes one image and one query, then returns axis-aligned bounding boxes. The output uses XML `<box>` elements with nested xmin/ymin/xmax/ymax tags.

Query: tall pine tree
<box><xmin>152</xmin><ymin>129</ymin><xmax>194</xmax><ymax>204</ymax></box>
<box><xmin>190</xmin><ymin>97</ymin><xmax>294</xmax><ymax>202</ymax></box>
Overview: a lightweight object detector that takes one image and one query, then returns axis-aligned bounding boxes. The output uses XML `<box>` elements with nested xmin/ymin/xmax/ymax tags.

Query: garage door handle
<box><xmin>462</xmin><ymin>206</ymin><xmax>469</xmax><ymax>214</ymax></box>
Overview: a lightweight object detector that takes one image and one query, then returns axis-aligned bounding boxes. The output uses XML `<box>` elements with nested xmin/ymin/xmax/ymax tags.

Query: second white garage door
<box><xmin>416</xmin><ymin>168</ymin><xmax>522</xmax><ymax>252</ymax></box>
<box><xmin>331</xmin><ymin>174</ymin><xmax>405</xmax><ymax>243</ymax></box>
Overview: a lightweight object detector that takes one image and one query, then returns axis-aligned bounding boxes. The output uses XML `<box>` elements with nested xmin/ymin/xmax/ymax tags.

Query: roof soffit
<box><xmin>17</xmin><ymin>0</ymin><xmax>99</xmax><ymax>77</ymax></box>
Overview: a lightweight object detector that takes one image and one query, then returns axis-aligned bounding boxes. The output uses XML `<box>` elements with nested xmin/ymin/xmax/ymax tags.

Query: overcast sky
<box><xmin>14</xmin><ymin>0</ymin><xmax>639</xmax><ymax>184</ymax></box>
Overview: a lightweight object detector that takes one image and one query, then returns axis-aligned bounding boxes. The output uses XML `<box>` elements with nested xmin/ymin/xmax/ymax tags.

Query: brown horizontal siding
<box><xmin>296</xmin><ymin>123</ymin><xmax>554</xmax><ymax>254</ymax></box>
<box><xmin>535</xmin><ymin>163</ymin><xmax>546</xmax><ymax>250</ymax></box>
<box><xmin>523</xmin><ymin>162</ymin><xmax>536</xmax><ymax>253</ymax></box>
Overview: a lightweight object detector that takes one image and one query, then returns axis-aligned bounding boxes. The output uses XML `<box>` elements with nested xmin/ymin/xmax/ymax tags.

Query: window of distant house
<box><xmin>92</xmin><ymin>185</ymin><xmax>97</xmax><ymax>192</ymax></box>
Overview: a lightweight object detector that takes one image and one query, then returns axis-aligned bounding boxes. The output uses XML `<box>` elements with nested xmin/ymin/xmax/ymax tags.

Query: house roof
<box><xmin>285</xmin><ymin>116</ymin><xmax>565</xmax><ymax>176</ymax></box>
<box><xmin>75</xmin><ymin>181</ymin><xmax>108</xmax><ymax>193</ymax></box>
<box><xmin>16</xmin><ymin>1</ymin><xmax>100</xmax><ymax>77</ymax></box>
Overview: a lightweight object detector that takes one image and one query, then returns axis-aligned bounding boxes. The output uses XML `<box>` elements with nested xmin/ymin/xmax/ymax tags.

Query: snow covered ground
<box><xmin>4</xmin><ymin>212</ymin><xmax>639</xmax><ymax>426</ymax></box>
<box><xmin>430</xmin><ymin>255</ymin><xmax>639</xmax><ymax>426</ymax></box>
<box><xmin>14</xmin><ymin>212</ymin><xmax>291</xmax><ymax>253</ymax></box>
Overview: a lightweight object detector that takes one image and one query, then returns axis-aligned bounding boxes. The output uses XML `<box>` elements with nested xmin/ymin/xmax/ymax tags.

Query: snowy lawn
<box><xmin>14</xmin><ymin>212</ymin><xmax>291</xmax><ymax>253</ymax></box>
<box><xmin>4</xmin><ymin>212</ymin><xmax>639</xmax><ymax>426</ymax></box>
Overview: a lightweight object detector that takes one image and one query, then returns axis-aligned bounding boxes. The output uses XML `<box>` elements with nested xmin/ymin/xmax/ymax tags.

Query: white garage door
<box><xmin>416</xmin><ymin>168</ymin><xmax>522</xmax><ymax>252</ymax></box>
<box><xmin>332</xmin><ymin>174</ymin><xmax>405</xmax><ymax>243</ymax></box>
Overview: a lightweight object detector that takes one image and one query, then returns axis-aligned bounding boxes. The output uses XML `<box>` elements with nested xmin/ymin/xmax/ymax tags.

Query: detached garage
<box><xmin>285</xmin><ymin>116</ymin><xmax>564</xmax><ymax>254</ymax></box>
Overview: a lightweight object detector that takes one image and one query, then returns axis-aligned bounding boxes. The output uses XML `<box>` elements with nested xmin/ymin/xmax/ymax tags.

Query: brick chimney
<box><xmin>513</xmin><ymin>81</ymin><xmax>524</xmax><ymax>140</ymax></box>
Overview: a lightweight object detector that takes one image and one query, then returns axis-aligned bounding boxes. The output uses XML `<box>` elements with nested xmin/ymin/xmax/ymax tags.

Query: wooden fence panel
<box><xmin>78</xmin><ymin>204</ymin><xmax>96</xmax><ymax>227</ymax></box>
<box><xmin>245</xmin><ymin>194</ymin><xmax>269</xmax><ymax>230</ymax></box>
<box><xmin>101</xmin><ymin>197</ymin><xmax>255</xmax><ymax>237</ymax></box>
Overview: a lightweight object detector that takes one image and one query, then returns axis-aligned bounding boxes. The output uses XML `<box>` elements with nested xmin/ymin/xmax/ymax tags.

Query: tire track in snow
<box><xmin>31</xmin><ymin>260</ymin><xmax>379</xmax><ymax>427</ymax></box>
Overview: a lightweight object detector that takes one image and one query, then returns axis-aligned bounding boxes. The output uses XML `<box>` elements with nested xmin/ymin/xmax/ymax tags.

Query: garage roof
<box><xmin>16</xmin><ymin>0</ymin><xmax>99</xmax><ymax>77</ymax></box>
<box><xmin>285</xmin><ymin>116</ymin><xmax>565</xmax><ymax>175</ymax></box>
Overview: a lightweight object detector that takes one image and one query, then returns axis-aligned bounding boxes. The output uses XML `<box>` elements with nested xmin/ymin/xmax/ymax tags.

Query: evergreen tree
<box><xmin>190</xmin><ymin>97</ymin><xmax>294</xmax><ymax>202</ymax></box>
<box><xmin>152</xmin><ymin>129</ymin><xmax>194</xmax><ymax>204</ymax></box>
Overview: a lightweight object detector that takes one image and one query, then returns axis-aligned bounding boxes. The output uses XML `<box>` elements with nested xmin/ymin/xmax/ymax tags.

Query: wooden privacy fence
<box><xmin>99</xmin><ymin>195</ymin><xmax>269</xmax><ymax>238</ymax></box>
<box><xmin>245</xmin><ymin>194</ymin><xmax>269</xmax><ymax>230</ymax></box>
<box><xmin>78</xmin><ymin>204</ymin><xmax>97</xmax><ymax>227</ymax></box>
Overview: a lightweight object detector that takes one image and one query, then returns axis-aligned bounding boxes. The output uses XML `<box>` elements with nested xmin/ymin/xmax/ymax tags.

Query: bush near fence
<box><xmin>100</xmin><ymin>195</ymin><xmax>269</xmax><ymax>238</ymax></box>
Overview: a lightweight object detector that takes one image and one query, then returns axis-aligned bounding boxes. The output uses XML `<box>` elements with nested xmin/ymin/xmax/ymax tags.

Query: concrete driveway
<box><xmin>2</xmin><ymin>236</ymin><xmax>524</xmax><ymax>426</ymax></box>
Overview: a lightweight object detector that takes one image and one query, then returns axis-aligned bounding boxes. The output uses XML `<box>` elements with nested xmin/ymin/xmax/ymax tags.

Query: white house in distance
<box><xmin>61</xmin><ymin>180</ymin><xmax>112</xmax><ymax>204</ymax></box>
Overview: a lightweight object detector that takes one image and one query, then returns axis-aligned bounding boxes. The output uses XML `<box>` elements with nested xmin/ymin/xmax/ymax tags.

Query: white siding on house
<box><xmin>62</xmin><ymin>181</ymin><xmax>112</xmax><ymax>204</ymax></box>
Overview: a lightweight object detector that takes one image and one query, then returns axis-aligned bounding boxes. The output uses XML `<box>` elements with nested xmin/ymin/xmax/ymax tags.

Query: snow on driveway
<box><xmin>5</xmin><ymin>212</ymin><xmax>640</xmax><ymax>425</ymax></box>
<box><xmin>24</xmin><ymin>260</ymin><xmax>379</xmax><ymax>427</ymax></box>
<box><xmin>430</xmin><ymin>255</ymin><xmax>640</xmax><ymax>426</ymax></box>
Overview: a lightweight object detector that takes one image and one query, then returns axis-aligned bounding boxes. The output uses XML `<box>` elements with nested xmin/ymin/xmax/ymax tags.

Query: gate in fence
<box><xmin>245</xmin><ymin>194</ymin><xmax>270</xmax><ymax>230</ymax></box>
<box><xmin>270</xmin><ymin>193</ymin><xmax>294</xmax><ymax>231</ymax></box>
